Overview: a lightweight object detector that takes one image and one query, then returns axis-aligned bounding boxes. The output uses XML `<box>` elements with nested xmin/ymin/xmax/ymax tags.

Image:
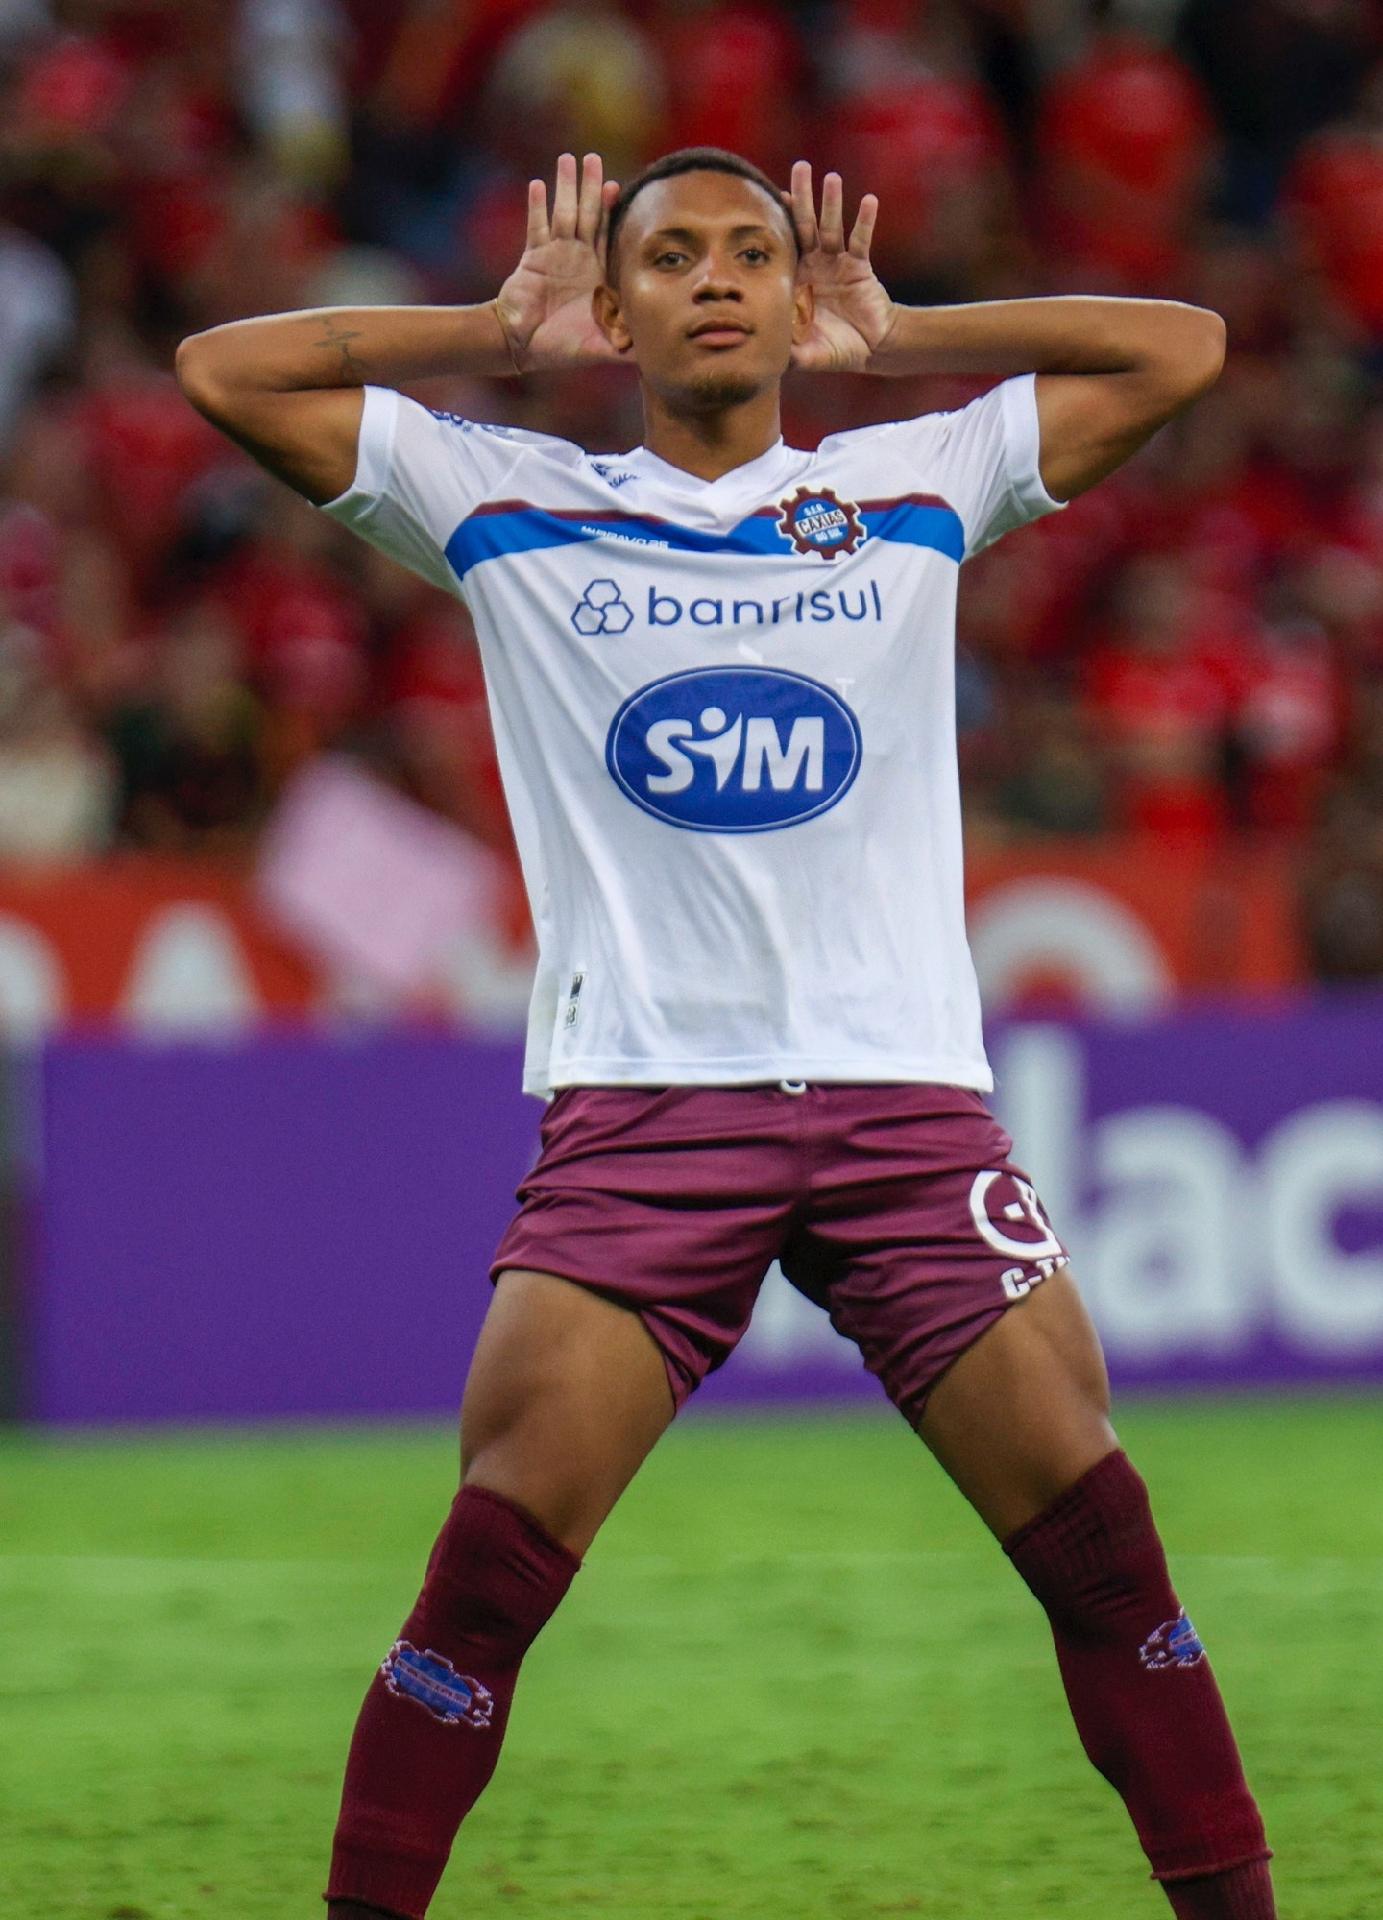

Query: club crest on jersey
<box><xmin>775</xmin><ymin>485</ymin><xmax>865</xmax><ymax>560</ymax></box>
<box><xmin>381</xmin><ymin>1640</ymin><xmax>495</xmax><ymax>1728</ymax></box>
<box><xmin>1138</xmin><ymin>1612</ymin><xmax>1206</xmax><ymax>1672</ymax></box>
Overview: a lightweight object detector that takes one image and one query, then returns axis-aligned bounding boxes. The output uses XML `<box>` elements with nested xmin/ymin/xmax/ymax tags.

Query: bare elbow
<box><xmin>175</xmin><ymin>333</ymin><xmax>215</xmax><ymax>410</ymax></box>
<box><xmin>175</xmin><ymin>331</ymin><xmax>239</xmax><ymax>423</ymax></box>
<box><xmin>1133</xmin><ymin>306</ymin><xmax>1225</xmax><ymax>434</ymax></box>
<box><xmin>1178</xmin><ymin>305</ymin><xmax>1227</xmax><ymax>401</ymax></box>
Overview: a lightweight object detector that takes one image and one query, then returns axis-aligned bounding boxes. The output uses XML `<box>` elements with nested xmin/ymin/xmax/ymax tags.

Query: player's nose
<box><xmin>691</xmin><ymin>254</ymin><xmax>744</xmax><ymax>300</ymax></box>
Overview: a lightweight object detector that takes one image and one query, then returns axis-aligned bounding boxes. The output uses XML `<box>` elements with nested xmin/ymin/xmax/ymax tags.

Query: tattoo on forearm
<box><xmin>314</xmin><ymin>316</ymin><xmax>369</xmax><ymax>385</ymax></box>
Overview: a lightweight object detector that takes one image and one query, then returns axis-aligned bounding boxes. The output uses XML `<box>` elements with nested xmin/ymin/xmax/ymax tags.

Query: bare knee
<box><xmin>462</xmin><ymin>1439</ymin><xmax>603</xmax><ymax>1558</ymax></box>
<box><xmin>461</xmin><ymin>1377</ymin><xmax>638</xmax><ymax>1557</ymax></box>
<box><xmin>921</xmin><ymin>1270</ymin><xmax>1118</xmax><ymax>1539</ymax></box>
<box><xmin>458</xmin><ymin>1269</ymin><xmax>674</xmax><ymax>1556</ymax></box>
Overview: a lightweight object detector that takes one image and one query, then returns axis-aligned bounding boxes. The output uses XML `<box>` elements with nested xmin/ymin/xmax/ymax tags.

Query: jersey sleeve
<box><xmin>317</xmin><ymin>386</ymin><xmax>524</xmax><ymax>597</ymax></box>
<box><xmin>893</xmin><ymin>373</ymin><xmax>1066</xmax><ymax>561</ymax></box>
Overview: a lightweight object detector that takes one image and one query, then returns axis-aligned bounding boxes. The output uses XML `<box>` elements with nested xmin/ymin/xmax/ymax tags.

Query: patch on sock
<box><xmin>381</xmin><ymin>1640</ymin><xmax>495</xmax><ymax>1728</ymax></box>
<box><xmin>1139</xmin><ymin>1609</ymin><xmax>1206</xmax><ymax>1671</ymax></box>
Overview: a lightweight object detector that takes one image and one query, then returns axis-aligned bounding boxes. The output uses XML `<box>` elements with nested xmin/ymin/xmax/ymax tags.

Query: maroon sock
<box><xmin>325</xmin><ymin>1483</ymin><xmax>580</xmax><ymax>1920</ymax></box>
<box><xmin>1164</xmin><ymin>1860</ymin><xmax>1278</xmax><ymax>1919</ymax></box>
<box><xmin>1003</xmin><ymin>1451</ymin><xmax>1274</xmax><ymax>1903</ymax></box>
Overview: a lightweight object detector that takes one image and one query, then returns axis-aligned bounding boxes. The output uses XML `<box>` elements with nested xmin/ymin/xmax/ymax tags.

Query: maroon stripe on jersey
<box><xmin>465</xmin><ymin>494</ymin><xmax>957</xmax><ymax>522</ymax></box>
<box><xmin>857</xmin><ymin>491</ymin><xmax>956</xmax><ymax>514</ymax></box>
<box><xmin>466</xmin><ymin>498</ymin><xmax>579</xmax><ymax>519</ymax></box>
<box><xmin>466</xmin><ymin>499</ymin><xmax>783</xmax><ymax>524</ymax></box>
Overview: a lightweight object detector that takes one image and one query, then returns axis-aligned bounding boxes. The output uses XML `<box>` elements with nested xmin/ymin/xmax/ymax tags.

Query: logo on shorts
<box><xmin>970</xmin><ymin>1169</ymin><xmax>1068</xmax><ymax>1300</ymax></box>
<box><xmin>571</xmin><ymin>578</ymin><xmax>634</xmax><ymax>637</ymax></box>
<box><xmin>1139</xmin><ymin>1611</ymin><xmax>1206</xmax><ymax>1671</ymax></box>
<box><xmin>775</xmin><ymin>485</ymin><xmax>865</xmax><ymax>560</ymax></box>
<box><xmin>381</xmin><ymin>1640</ymin><xmax>494</xmax><ymax>1728</ymax></box>
<box><xmin>970</xmin><ymin>1171</ymin><xmax>1064</xmax><ymax>1261</ymax></box>
<box><xmin>606</xmin><ymin>666</ymin><xmax>861</xmax><ymax>832</ymax></box>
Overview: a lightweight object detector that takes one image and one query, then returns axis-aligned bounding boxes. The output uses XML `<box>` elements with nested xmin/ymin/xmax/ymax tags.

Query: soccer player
<box><xmin>177</xmin><ymin>149</ymin><xmax>1275</xmax><ymax>1919</ymax></box>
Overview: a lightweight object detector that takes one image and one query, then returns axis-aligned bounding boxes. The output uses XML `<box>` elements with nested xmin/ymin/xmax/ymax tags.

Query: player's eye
<box><xmin>741</xmin><ymin>247</ymin><xmax>770</xmax><ymax>264</ymax></box>
<box><xmin>653</xmin><ymin>250</ymin><xmax>687</xmax><ymax>268</ymax></box>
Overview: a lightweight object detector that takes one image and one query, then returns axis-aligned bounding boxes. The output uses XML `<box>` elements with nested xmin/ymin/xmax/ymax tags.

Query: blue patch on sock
<box><xmin>381</xmin><ymin>1640</ymin><xmax>494</xmax><ymax>1728</ymax></box>
<box><xmin>1139</xmin><ymin>1610</ymin><xmax>1207</xmax><ymax>1671</ymax></box>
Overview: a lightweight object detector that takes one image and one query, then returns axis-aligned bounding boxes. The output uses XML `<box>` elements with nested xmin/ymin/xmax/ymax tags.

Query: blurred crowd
<box><xmin>1</xmin><ymin>0</ymin><xmax>1381</xmax><ymax>979</ymax></box>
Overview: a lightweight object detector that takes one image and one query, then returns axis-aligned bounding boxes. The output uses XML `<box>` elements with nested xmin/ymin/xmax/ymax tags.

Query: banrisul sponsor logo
<box><xmin>606</xmin><ymin>667</ymin><xmax>861</xmax><ymax>832</ymax></box>
<box><xmin>646</xmin><ymin>581</ymin><xmax>884</xmax><ymax>629</ymax></box>
<box><xmin>571</xmin><ymin>578</ymin><xmax>633</xmax><ymax>635</ymax></box>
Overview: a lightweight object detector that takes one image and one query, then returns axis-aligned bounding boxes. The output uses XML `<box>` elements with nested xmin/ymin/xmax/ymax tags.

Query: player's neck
<box><xmin>639</xmin><ymin>387</ymin><xmax>783</xmax><ymax>483</ymax></box>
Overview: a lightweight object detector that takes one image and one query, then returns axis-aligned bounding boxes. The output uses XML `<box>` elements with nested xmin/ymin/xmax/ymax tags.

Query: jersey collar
<box><xmin>622</xmin><ymin>437</ymin><xmax>804</xmax><ymax>498</ymax></box>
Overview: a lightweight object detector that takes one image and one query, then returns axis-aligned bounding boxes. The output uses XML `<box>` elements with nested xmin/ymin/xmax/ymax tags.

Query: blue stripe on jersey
<box><xmin>863</xmin><ymin>501</ymin><xmax>965</xmax><ymax>562</ymax></box>
<box><xmin>444</xmin><ymin>499</ymin><xmax>964</xmax><ymax>581</ymax></box>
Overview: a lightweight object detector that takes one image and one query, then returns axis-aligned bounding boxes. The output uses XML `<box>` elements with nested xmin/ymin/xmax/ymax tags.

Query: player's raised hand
<box><xmin>787</xmin><ymin>162</ymin><xmax>896</xmax><ymax>374</ymax></box>
<box><xmin>494</xmin><ymin>153</ymin><xmax>625</xmax><ymax>372</ymax></box>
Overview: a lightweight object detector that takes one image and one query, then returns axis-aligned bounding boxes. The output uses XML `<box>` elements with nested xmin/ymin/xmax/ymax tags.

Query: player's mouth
<box><xmin>687</xmin><ymin>319</ymin><xmax>753</xmax><ymax>349</ymax></box>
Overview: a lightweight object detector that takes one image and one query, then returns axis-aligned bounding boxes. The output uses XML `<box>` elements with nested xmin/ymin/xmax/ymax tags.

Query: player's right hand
<box><xmin>494</xmin><ymin>152</ymin><xmax>625</xmax><ymax>372</ymax></box>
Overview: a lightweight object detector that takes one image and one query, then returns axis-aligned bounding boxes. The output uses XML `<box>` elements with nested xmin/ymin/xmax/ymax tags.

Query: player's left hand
<box><xmin>786</xmin><ymin>162</ymin><xmax>897</xmax><ymax>374</ymax></box>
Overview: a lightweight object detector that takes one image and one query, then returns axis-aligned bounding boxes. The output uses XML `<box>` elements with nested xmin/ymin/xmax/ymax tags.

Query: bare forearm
<box><xmin>869</xmin><ymin>294</ymin><xmax>1225</xmax><ymax>500</ymax></box>
<box><xmin>173</xmin><ymin>303</ymin><xmax>514</xmax><ymax>507</ymax></box>
<box><xmin>871</xmin><ymin>296</ymin><xmax>1224</xmax><ymax>381</ymax></box>
<box><xmin>175</xmin><ymin>302</ymin><xmax>514</xmax><ymax>399</ymax></box>
<box><xmin>174</xmin><ymin>302</ymin><xmax>519</xmax><ymax>505</ymax></box>
<box><xmin>173</xmin><ymin>151</ymin><xmax>622</xmax><ymax>505</ymax></box>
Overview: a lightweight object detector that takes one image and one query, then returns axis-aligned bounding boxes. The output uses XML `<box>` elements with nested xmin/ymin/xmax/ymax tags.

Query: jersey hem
<box><xmin>524</xmin><ymin>1054</ymin><xmax>994</xmax><ymax>1098</ymax></box>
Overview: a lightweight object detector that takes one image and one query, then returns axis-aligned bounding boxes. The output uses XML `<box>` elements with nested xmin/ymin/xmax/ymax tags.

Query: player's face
<box><xmin>596</xmin><ymin>172</ymin><xmax>810</xmax><ymax>411</ymax></box>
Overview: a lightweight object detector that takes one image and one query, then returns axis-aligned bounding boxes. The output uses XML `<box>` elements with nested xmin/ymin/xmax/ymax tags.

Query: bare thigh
<box><xmin>917</xmin><ymin>1268</ymin><xmax>1118</xmax><ymax>1540</ymax></box>
<box><xmin>460</xmin><ymin>1268</ymin><xmax>677</xmax><ymax>1557</ymax></box>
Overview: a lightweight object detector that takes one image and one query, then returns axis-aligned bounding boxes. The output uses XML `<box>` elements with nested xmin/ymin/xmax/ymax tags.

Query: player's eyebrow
<box><xmin>642</xmin><ymin>222</ymin><xmax>782</xmax><ymax>249</ymax></box>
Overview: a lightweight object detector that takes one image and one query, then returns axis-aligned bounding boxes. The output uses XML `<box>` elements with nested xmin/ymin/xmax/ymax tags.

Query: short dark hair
<box><xmin>605</xmin><ymin>147</ymin><xmax>797</xmax><ymax>278</ymax></box>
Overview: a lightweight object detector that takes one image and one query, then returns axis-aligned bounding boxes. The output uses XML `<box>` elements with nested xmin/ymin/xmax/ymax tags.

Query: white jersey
<box><xmin>321</xmin><ymin>375</ymin><xmax>1063</xmax><ymax>1096</ymax></box>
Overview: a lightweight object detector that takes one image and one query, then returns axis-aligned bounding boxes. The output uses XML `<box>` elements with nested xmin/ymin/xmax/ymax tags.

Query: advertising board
<box><xmin>26</xmin><ymin>1002</ymin><xmax>1382</xmax><ymax>1424</ymax></box>
<box><xmin>0</xmin><ymin>835</ymin><xmax>1301</xmax><ymax>1041</ymax></box>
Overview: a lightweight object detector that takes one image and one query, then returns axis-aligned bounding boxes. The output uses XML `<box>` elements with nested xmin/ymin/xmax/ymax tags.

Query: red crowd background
<box><xmin>0</xmin><ymin>0</ymin><xmax>1380</xmax><ymax>985</ymax></box>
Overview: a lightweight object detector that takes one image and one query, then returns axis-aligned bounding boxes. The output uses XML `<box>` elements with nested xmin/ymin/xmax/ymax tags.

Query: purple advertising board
<box><xmin>24</xmin><ymin>1000</ymin><xmax>1383</xmax><ymax>1424</ymax></box>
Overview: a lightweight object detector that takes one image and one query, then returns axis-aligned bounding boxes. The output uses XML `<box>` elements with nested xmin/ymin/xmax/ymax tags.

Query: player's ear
<box><xmin>593</xmin><ymin>283</ymin><xmax>633</xmax><ymax>356</ymax></box>
<box><xmin>792</xmin><ymin>277</ymin><xmax>814</xmax><ymax>345</ymax></box>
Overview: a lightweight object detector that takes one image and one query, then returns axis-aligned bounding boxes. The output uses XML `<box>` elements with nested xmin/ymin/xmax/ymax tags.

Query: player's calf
<box><xmin>1004</xmin><ymin>1450</ymin><xmax>1275</xmax><ymax>1918</ymax></box>
<box><xmin>325</xmin><ymin>1483</ymin><xmax>579</xmax><ymax>1920</ymax></box>
<box><xmin>325</xmin><ymin>1271</ymin><xmax>673</xmax><ymax>1918</ymax></box>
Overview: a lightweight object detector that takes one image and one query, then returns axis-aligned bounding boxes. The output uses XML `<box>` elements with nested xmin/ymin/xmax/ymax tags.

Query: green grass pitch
<box><xmin>4</xmin><ymin>1398</ymin><xmax>1381</xmax><ymax>1919</ymax></box>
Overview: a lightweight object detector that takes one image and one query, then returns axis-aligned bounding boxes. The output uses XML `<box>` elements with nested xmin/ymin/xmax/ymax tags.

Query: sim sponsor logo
<box><xmin>606</xmin><ymin>666</ymin><xmax>861</xmax><ymax>832</ymax></box>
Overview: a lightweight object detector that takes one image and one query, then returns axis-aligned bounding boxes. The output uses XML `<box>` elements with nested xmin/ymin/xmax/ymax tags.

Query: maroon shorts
<box><xmin>490</xmin><ymin>1082</ymin><xmax>1069</xmax><ymax>1423</ymax></box>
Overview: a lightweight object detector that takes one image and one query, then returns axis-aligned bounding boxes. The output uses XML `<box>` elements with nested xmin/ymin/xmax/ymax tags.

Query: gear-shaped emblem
<box><xmin>571</xmin><ymin>578</ymin><xmax>634</xmax><ymax>636</ymax></box>
<box><xmin>775</xmin><ymin>485</ymin><xmax>865</xmax><ymax>560</ymax></box>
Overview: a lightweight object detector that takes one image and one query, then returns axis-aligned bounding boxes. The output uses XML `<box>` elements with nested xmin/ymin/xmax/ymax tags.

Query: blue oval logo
<box><xmin>605</xmin><ymin>667</ymin><xmax>862</xmax><ymax>832</ymax></box>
